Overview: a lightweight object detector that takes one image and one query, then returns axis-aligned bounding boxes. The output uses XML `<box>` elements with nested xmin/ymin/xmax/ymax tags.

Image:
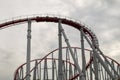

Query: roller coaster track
<box><xmin>0</xmin><ymin>14</ymin><xmax>119</xmax><ymax>80</ymax></box>
<box><xmin>14</xmin><ymin>47</ymin><xmax>120</xmax><ymax>80</ymax></box>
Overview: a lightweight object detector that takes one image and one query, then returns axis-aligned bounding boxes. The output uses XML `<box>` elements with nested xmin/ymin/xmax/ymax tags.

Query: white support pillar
<box><xmin>58</xmin><ymin>20</ymin><xmax>63</xmax><ymax>80</ymax></box>
<box><xmin>92</xmin><ymin>49</ymin><xmax>99</xmax><ymax>80</ymax></box>
<box><xmin>52</xmin><ymin>53</ymin><xmax>55</xmax><ymax>80</ymax></box>
<box><xmin>80</xmin><ymin>26</ymin><xmax>86</xmax><ymax>80</ymax></box>
<box><xmin>90</xmin><ymin>51</ymin><xmax>93</xmax><ymax>80</ymax></box>
<box><xmin>26</xmin><ymin>19</ymin><xmax>31</xmax><ymax>80</ymax></box>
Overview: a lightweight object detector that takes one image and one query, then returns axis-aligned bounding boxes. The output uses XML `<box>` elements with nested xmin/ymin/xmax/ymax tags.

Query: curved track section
<box><xmin>14</xmin><ymin>47</ymin><xmax>91</xmax><ymax>80</ymax></box>
<box><xmin>0</xmin><ymin>14</ymin><xmax>99</xmax><ymax>47</ymax></box>
<box><xmin>14</xmin><ymin>47</ymin><xmax>120</xmax><ymax>80</ymax></box>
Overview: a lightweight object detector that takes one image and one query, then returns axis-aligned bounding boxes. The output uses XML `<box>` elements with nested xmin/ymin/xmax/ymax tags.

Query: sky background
<box><xmin>0</xmin><ymin>0</ymin><xmax>120</xmax><ymax>80</ymax></box>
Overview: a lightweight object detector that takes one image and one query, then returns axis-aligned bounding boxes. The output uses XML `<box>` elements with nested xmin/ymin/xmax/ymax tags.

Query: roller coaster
<box><xmin>0</xmin><ymin>14</ymin><xmax>119</xmax><ymax>80</ymax></box>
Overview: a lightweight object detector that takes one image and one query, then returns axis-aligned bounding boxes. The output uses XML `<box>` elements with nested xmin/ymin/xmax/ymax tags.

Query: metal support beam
<box><xmin>66</xmin><ymin>48</ymin><xmax>70</xmax><ymax>80</ymax></box>
<box><xmin>58</xmin><ymin>20</ymin><xmax>63</xmax><ymax>80</ymax></box>
<box><xmin>43</xmin><ymin>59</ymin><xmax>48</xmax><ymax>80</ymax></box>
<box><xmin>80</xmin><ymin>27</ymin><xmax>86</xmax><ymax>80</ymax></box>
<box><xmin>52</xmin><ymin>53</ymin><xmax>55</xmax><ymax>80</ymax></box>
<box><xmin>90</xmin><ymin>52</ymin><xmax>93</xmax><ymax>80</ymax></box>
<box><xmin>69</xmin><ymin>64</ymin><xmax>73</xmax><ymax>79</ymax></box>
<box><xmin>92</xmin><ymin>49</ymin><xmax>99</xmax><ymax>80</ymax></box>
<box><xmin>33</xmin><ymin>61</ymin><xmax>37</xmax><ymax>80</ymax></box>
<box><xmin>26</xmin><ymin>19</ymin><xmax>31</xmax><ymax>80</ymax></box>
<box><xmin>58</xmin><ymin>20</ymin><xmax>85</xmax><ymax>80</ymax></box>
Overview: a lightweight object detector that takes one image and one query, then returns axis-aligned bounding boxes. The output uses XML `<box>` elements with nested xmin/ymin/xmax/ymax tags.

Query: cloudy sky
<box><xmin>0</xmin><ymin>0</ymin><xmax>120</xmax><ymax>80</ymax></box>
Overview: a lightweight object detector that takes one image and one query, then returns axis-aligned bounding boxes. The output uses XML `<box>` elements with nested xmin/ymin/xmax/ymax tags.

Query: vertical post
<box><xmin>39</xmin><ymin>62</ymin><xmax>41</xmax><ymax>80</ymax></box>
<box><xmin>80</xmin><ymin>26</ymin><xmax>86</xmax><ymax>80</ymax></box>
<box><xmin>92</xmin><ymin>49</ymin><xmax>99</xmax><ymax>80</ymax></box>
<box><xmin>58</xmin><ymin>20</ymin><xmax>63</xmax><ymax>80</ymax></box>
<box><xmin>69</xmin><ymin>64</ymin><xmax>73</xmax><ymax>79</ymax></box>
<box><xmin>52</xmin><ymin>53</ymin><xmax>55</xmax><ymax>80</ymax></box>
<box><xmin>90</xmin><ymin>51</ymin><xmax>93</xmax><ymax>80</ymax></box>
<box><xmin>43</xmin><ymin>59</ymin><xmax>48</xmax><ymax>80</ymax></box>
<box><xmin>92</xmin><ymin>40</ymin><xmax>99</xmax><ymax>80</ymax></box>
<box><xmin>66</xmin><ymin>48</ymin><xmax>68</xmax><ymax>80</ymax></box>
<box><xmin>33</xmin><ymin>61</ymin><xmax>37</xmax><ymax>80</ymax></box>
<box><xmin>26</xmin><ymin>19</ymin><xmax>31</xmax><ymax>80</ymax></box>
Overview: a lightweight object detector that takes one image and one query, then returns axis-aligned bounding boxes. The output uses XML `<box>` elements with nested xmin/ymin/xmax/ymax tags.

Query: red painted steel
<box><xmin>0</xmin><ymin>16</ymin><xmax>95</xmax><ymax>43</ymax></box>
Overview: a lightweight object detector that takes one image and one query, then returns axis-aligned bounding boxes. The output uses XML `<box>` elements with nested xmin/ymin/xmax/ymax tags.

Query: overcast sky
<box><xmin>0</xmin><ymin>0</ymin><xmax>120</xmax><ymax>80</ymax></box>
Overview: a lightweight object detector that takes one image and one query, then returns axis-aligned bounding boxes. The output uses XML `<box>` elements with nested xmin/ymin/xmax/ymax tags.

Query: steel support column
<box><xmin>52</xmin><ymin>53</ymin><xmax>55</xmax><ymax>80</ymax></box>
<box><xmin>92</xmin><ymin>49</ymin><xmax>99</xmax><ymax>80</ymax></box>
<box><xmin>26</xmin><ymin>19</ymin><xmax>31</xmax><ymax>80</ymax></box>
<box><xmin>43</xmin><ymin>59</ymin><xmax>48</xmax><ymax>80</ymax></box>
<box><xmin>58</xmin><ymin>20</ymin><xmax>63</xmax><ymax>80</ymax></box>
<box><xmin>80</xmin><ymin>26</ymin><xmax>86</xmax><ymax>80</ymax></box>
<box><xmin>90</xmin><ymin>51</ymin><xmax>93</xmax><ymax>80</ymax></box>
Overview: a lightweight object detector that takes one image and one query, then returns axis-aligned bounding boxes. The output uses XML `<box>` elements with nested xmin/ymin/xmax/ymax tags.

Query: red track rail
<box><xmin>14</xmin><ymin>47</ymin><xmax>91</xmax><ymax>80</ymax></box>
<box><xmin>0</xmin><ymin>15</ymin><xmax>98</xmax><ymax>46</ymax></box>
<box><xmin>14</xmin><ymin>47</ymin><xmax>120</xmax><ymax>80</ymax></box>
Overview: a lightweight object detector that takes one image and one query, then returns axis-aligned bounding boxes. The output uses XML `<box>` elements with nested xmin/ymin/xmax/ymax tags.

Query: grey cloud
<box><xmin>65</xmin><ymin>0</ymin><xmax>120</xmax><ymax>60</ymax></box>
<box><xmin>0</xmin><ymin>0</ymin><xmax>120</xmax><ymax>80</ymax></box>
